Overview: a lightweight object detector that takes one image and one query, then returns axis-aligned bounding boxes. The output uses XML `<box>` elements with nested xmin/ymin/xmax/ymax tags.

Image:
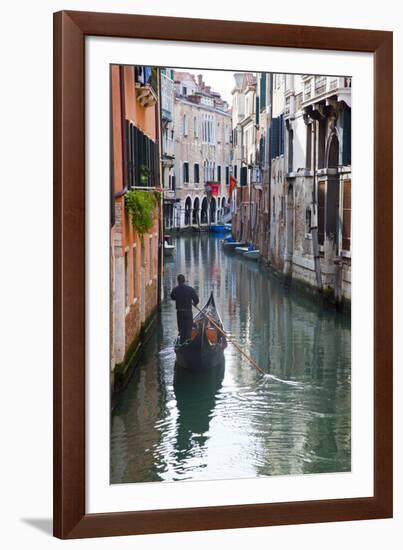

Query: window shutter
<box><xmin>255</xmin><ymin>96</ymin><xmax>260</xmax><ymax>125</ymax></box>
<box><xmin>342</xmin><ymin>179</ymin><xmax>351</xmax><ymax>250</ymax></box>
<box><xmin>279</xmin><ymin>114</ymin><xmax>284</xmax><ymax>156</ymax></box>
<box><xmin>260</xmin><ymin>73</ymin><xmax>266</xmax><ymax>109</ymax></box>
<box><xmin>270</xmin><ymin>117</ymin><xmax>279</xmax><ymax>160</ymax></box>
<box><xmin>342</xmin><ymin>108</ymin><xmax>351</xmax><ymax>166</ymax></box>
<box><xmin>240</xmin><ymin>166</ymin><xmax>248</xmax><ymax>186</ymax></box>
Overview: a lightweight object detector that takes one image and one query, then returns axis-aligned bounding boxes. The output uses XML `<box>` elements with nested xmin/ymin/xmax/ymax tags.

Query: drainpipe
<box><xmin>311</xmin><ymin>119</ymin><xmax>323</xmax><ymax>290</ymax></box>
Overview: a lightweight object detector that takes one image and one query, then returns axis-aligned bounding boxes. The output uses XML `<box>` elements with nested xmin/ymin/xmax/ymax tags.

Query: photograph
<box><xmin>109</xmin><ymin>64</ymin><xmax>352</xmax><ymax>485</ymax></box>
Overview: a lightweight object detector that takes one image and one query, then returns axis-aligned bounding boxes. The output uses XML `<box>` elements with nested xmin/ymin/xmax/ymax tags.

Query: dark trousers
<box><xmin>177</xmin><ymin>310</ymin><xmax>193</xmax><ymax>343</ymax></box>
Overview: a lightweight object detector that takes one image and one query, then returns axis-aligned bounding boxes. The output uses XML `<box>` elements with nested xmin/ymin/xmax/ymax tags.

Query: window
<box><xmin>183</xmin><ymin>114</ymin><xmax>188</xmax><ymax>136</ymax></box>
<box><xmin>342</xmin><ymin>179</ymin><xmax>351</xmax><ymax>251</ymax></box>
<box><xmin>318</xmin><ymin>180</ymin><xmax>326</xmax><ymax>245</ymax></box>
<box><xmin>314</xmin><ymin>75</ymin><xmax>326</xmax><ymax>95</ymax></box>
<box><xmin>270</xmin><ymin>117</ymin><xmax>283</xmax><ymax>160</ymax></box>
<box><xmin>125</xmin><ymin>251</ymin><xmax>130</xmax><ymax>308</ymax></box>
<box><xmin>194</xmin><ymin>116</ymin><xmax>199</xmax><ymax>138</ymax></box>
<box><xmin>183</xmin><ymin>162</ymin><xmax>189</xmax><ymax>183</ymax></box>
<box><xmin>125</xmin><ymin>120</ymin><xmax>160</xmax><ymax>188</ymax></box>
<box><xmin>225</xmin><ymin>125</ymin><xmax>230</xmax><ymax>144</ymax></box>
<box><xmin>225</xmin><ymin>166</ymin><xmax>230</xmax><ymax>186</ymax></box>
<box><xmin>272</xmin><ymin>196</ymin><xmax>276</xmax><ymax>219</ymax></box>
<box><xmin>306</xmin><ymin>123</ymin><xmax>312</xmax><ymax>170</ymax></box>
<box><xmin>182</xmin><ymin>86</ymin><xmax>187</xmax><ymax>95</ymax></box>
<box><xmin>255</xmin><ymin>96</ymin><xmax>260</xmax><ymax>125</ymax></box>
<box><xmin>342</xmin><ymin>108</ymin><xmax>351</xmax><ymax>166</ymax></box>
<box><xmin>306</xmin><ymin>208</ymin><xmax>312</xmax><ymax>234</ymax></box>
<box><xmin>132</xmin><ymin>247</ymin><xmax>137</xmax><ymax>299</ymax></box>
<box><xmin>288</xmin><ymin>127</ymin><xmax>294</xmax><ymax>173</ymax></box>
<box><xmin>260</xmin><ymin>73</ymin><xmax>267</xmax><ymax>109</ymax></box>
<box><xmin>234</xmin><ymin>165</ymin><xmax>238</xmax><ymax>179</ymax></box>
<box><xmin>217</xmin><ymin>165</ymin><xmax>221</xmax><ymax>183</ymax></box>
<box><xmin>304</xmin><ymin>79</ymin><xmax>312</xmax><ymax>100</ymax></box>
<box><xmin>240</xmin><ymin>166</ymin><xmax>247</xmax><ymax>186</ymax></box>
<box><xmin>194</xmin><ymin>163</ymin><xmax>200</xmax><ymax>184</ymax></box>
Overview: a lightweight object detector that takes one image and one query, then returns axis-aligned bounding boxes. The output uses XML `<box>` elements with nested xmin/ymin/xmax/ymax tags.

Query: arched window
<box><xmin>327</xmin><ymin>134</ymin><xmax>339</xmax><ymax>168</ymax></box>
<box><xmin>184</xmin><ymin>197</ymin><xmax>192</xmax><ymax>226</ymax></box>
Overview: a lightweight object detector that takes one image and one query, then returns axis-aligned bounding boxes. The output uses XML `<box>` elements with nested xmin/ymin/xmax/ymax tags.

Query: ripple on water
<box><xmin>110</xmin><ymin>234</ymin><xmax>351</xmax><ymax>484</ymax></box>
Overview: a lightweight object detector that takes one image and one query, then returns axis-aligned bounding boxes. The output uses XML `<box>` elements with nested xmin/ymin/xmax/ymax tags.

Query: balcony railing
<box><xmin>302</xmin><ymin>76</ymin><xmax>352</xmax><ymax>104</ymax></box>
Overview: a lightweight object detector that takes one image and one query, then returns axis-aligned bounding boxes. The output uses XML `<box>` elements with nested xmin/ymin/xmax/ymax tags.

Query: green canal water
<box><xmin>111</xmin><ymin>234</ymin><xmax>351</xmax><ymax>484</ymax></box>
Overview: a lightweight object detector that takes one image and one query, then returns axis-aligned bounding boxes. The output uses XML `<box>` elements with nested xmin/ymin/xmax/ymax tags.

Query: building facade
<box><xmin>171</xmin><ymin>72</ymin><xmax>232</xmax><ymax>229</ymax></box>
<box><xmin>110</xmin><ymin>65</ymin><xmax>163</xmax><ymax>391</ymax></box>
<box><xmin>160</xmin><ymin>68</ymin><xmax>176</xmax><ymax>230</ymax></box>
<box><xmin>234</xmin><ymin>71</ymin><xmax>352</xmax><ymax>305</ymax></box>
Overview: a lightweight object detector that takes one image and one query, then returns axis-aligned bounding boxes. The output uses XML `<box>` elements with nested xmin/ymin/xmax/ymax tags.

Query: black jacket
<box><xmin>170</xmin><ymin>284</ymin><xmax>199</xmax><ymax>311</ymax></box>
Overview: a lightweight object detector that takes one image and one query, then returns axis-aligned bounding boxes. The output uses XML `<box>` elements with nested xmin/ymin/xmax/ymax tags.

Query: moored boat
<box><xmin>163</xmin><ymin>235</ymin><xmax>176</xmax><ymax>256</ymax></box>
<box><xmin>222</xmin><ymin>240</ymin><xmax>247</xmax><ymax>250</ymax></box>
<box><xmin>243</xmin><ymin>249</ymin><xmax>260</xmax><ymax>260</ymax></box>
<box><xmin>235</xmin><ymin>246</ymin><xmax>249</xmax><ymax>255</ymax></box>
<box><xmin>174</xmin><ymin>292</ymin><xmax>226</xmax><ymax>370</ymax></box>
<box><xmin>210</xmin><ymin>223</ymin><xmax>231</xmax><ymax>233</ymax></box>
<box><xmin>164</xmin><ymin>241</ymin><xmax>176</xmax><ymax>256</ymax></box>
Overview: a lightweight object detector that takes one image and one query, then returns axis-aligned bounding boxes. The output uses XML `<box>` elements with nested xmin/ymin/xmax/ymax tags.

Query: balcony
<box><xmin>302</xmin><ymin>75</ymin><xmax>352</xmax><ymax>108</ymax></box>
<box><xmin>135</xmin><ymin>66</ymin><xmax>158</xmax><ymax>107</ymax></box>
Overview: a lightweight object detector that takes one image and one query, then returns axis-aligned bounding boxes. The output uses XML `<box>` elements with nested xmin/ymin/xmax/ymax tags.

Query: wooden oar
<box><xmin>193</xmin><ymin>304</ymin><xmax>266</xmax><ymax>376</ymax></box>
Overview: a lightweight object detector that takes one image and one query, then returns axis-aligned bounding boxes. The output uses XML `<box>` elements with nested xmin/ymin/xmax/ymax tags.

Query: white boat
<box><xmin>222</xmin><ymin>240</ymin><xmax>246</xmax><ymax>250</ymax></box>
<box><xmin>243</xmin><ymin>249</ymin><xmax>260</xmax><ymax>261</ymax></box>
<box><xmin>235</xmin><ymin>246</ymin><xmax>249</xmax><ymax>255</ymax></box>
<box><xmin>164</xmin><ymin>240</ymin><xmax>176</xmax><ymax>256</ymax></box>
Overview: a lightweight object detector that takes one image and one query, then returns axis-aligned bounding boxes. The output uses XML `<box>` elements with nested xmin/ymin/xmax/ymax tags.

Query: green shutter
<box><xmin>260</xmin><ymin>73</ymin><xmax>267</xmax><ymax>109</ymax></box>
<box><xmin>270</xmin><ymin>117</ymin><xmax>279</xmax><ymax>160</ymax></box>
<box><xmin>342</xmin><ymin>108</ymin><xmax>351</xmax><ymax>166</ymax></box>
<box><xmin>240</xmin><ymin>166</ymin><xmax>248</xmax><ymax>186</ymax></box>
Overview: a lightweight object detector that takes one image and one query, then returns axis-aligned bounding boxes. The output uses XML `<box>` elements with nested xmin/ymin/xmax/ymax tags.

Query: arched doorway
<box><xmin>221</xmin><ymin>197</ymin><xmax>227</xmax><ymax>218</ymax></box>
<box><xmin>210</xmin><ymin>197</ymin><xmax>216</xmax><ymax>224</ymax></box>
<box><xmin>327</xmin><ymin>133</ymin><xmax>339</xmax><ymax>168</ymax></box>
<box><xmin>192</xmin><ymin>197</ymin><xmax>200</xmax><ymax>225</ymax></box>
<box><xmin>201</xmin><ymin>197</ymin><xmax>208</xmax><ymax>224</ymax></box>
<box><xmin>325</xmin><ymin>132</ymin><xmax>340</xmax><ymax>246</ymax></box>
<box><xmin>184</xmin><ymin>196</ymin><xmax>192</xmax><ymax>226</ymax></box>
<box><xmin>284</xmin><ymin>183</ymin><xmax>294</xmax><ymax>276</ymax></box>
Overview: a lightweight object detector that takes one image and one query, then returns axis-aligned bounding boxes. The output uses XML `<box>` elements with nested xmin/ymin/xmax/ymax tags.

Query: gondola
<box><xmin>174</xmin><ymin>292</ymin><xmax>226</xmax><ymax>370</ymax></box>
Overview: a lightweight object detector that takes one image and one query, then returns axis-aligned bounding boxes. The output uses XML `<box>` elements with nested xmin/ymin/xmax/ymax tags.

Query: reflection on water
<box><xmin>111</xmin><ymin>234</ymin><xmax>351</xmax><ymax>483</ymax></box>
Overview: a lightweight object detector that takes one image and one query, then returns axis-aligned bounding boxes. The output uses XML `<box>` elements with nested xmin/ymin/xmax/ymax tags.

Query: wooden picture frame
<box><xmin>53</xmin><ymin>10</ymin><xmax>393</xmax><ymax>539</ymax></box>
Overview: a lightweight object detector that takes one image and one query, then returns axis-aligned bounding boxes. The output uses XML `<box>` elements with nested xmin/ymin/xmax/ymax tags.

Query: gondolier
<box><xmin>170</xmin><ymin>274</ymin><xmax>199</xmax><ymax>343</ymax></box>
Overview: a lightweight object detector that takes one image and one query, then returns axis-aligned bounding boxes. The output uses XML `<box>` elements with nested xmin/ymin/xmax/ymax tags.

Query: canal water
<box><xmin>111</xmin><ymin>233</ymin><xmax>351</xmax><ymax>484</ymax></box>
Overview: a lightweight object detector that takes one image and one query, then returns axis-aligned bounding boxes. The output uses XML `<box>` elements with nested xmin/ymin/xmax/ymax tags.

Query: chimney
<box><xmin>197</xmin><ymin>74</ymin><xmax>204</xmax><ymax>88</ymax></box>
